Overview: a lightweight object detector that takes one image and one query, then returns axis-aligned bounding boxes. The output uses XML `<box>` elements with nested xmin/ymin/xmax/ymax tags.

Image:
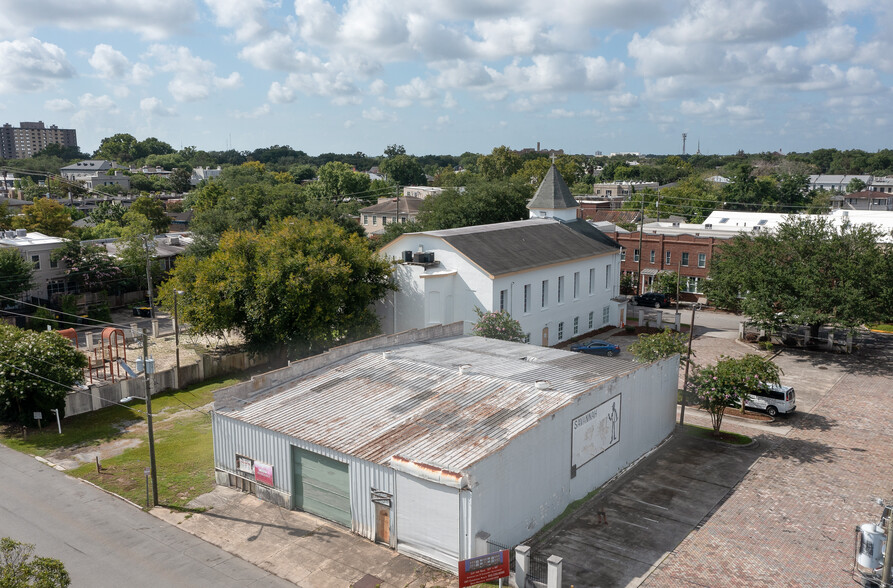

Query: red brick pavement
<box><xmin>642</xmin><ymin>370</ymin><xmax>893</xmax><ymax>587</ymax></box>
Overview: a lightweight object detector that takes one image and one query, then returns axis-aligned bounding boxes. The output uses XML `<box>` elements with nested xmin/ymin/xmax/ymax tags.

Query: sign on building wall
<box><xmin>254</xmin><ymin>461</ymin><xmax>274</xmax><ymax>486</ymax></box>
<box><xmin>571</xmin><ymin>394</ymin><xmax>621</xmax><ymax>477</ymax></box>
<box><xmin>458</xmin><ymin>550</ymin><xmax>510</xmax><ymax>587</ymax></box>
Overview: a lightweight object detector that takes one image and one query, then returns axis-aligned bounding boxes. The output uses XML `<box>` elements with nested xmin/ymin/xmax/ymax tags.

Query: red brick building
<box><xmin>606</xmin><ymin>230</ymin><xmax>730</xmax><ymax>300</ymax></box>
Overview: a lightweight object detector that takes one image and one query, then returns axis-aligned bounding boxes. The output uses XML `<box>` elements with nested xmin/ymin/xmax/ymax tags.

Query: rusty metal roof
<box><xmin>220</xmin><ymin>336</ymin><xmax>643</xmax><ymax>472</ymax></box>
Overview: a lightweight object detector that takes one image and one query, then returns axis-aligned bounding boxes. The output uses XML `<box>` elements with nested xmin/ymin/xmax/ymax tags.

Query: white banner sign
<box><xmin>571</xmin><ymin>394</ymin><xmax>621</xmax><ymax>475</ymax></box>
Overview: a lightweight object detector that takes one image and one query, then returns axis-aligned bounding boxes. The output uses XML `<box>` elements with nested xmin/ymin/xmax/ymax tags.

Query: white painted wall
<box><xmin>378</xmin><ymin>237</ymin><xmax>623</xmax><ymax>346</ymax></box>
<box><xmin>465</xmin><ymin>356</ymin><xmax>678</xmax><ymax>548</ymax></box>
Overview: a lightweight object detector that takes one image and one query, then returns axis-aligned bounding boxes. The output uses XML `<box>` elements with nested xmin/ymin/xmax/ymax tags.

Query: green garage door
<box><xmin>292</xmin><ymin>447</ymin><xmax>351</xmax><ymax>527</ymax></box>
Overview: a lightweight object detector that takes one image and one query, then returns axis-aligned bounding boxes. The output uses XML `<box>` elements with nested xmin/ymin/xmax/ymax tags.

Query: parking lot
<box><xmin>532</xmin><ymin>316</ymin><xmax>893</xmax><ymax>587</ymax></box>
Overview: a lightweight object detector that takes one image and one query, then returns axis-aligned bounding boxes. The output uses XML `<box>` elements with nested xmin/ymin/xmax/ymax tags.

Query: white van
<box><xmin>743</xmin><ymin>383</ymin><xmax>796</xmax><ymax>417</ymax></box>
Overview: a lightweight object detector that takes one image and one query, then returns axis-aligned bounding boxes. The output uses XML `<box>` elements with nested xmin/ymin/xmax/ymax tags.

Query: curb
<box><xmin>34</xmin><ymin>455</ymin><xmax>67</xmax><ymax>472</ymax></box>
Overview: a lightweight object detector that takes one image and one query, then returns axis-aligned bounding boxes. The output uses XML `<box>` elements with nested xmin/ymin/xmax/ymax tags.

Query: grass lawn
<box><xmin>683</xmin><ymin>423</ymin><xmax>752</xmax><ymax>445</ymax></box>
<box><xmin>868</xmin><ymin>323</ymin><xmax>893</xmax><ymax>333</ymax></box>
<box><xmin>1</xmin><ymin>375</ymin><xmax>245</xmax><ymax>509</ymax></box>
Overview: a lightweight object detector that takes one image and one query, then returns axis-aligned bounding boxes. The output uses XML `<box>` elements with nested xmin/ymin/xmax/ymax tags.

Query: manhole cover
<box><xmin>353</xmin><ymin>574</ymin><xmax>384</xmax><ymax>588</ymax></box>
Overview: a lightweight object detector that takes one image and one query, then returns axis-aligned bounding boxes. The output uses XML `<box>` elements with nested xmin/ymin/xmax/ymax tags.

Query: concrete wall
<box><xmin>467</xmin><ymin>356</ymin><xmax>678</xmax><ymax>548</ymax></box>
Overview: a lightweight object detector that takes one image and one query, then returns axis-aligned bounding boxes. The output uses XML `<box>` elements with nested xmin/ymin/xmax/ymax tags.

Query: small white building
<box><xmin>0</xmin><ymin>229</ymin><xmax>67</xmax><ymax>301</ymax></box>
<box><xmin>211</xmin><ymin>326</ymin><xmax>678</xmax><ymax>572</ymax></box>
<box><xmin>378</xmin><ymin>165</ymin><xmax>624</xmax><ymax>346</ymax></box>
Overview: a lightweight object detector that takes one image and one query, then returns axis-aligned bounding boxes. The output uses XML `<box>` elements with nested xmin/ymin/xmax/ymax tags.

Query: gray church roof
<box><xmin>527</xmin><ymin>164</ymin><xmax>578</xmax><ymax>211</ymax></box>
<box><xmin>423</xmin><ymin>218</ymin><xmax>619</xmax><ymax>277</ymax></box>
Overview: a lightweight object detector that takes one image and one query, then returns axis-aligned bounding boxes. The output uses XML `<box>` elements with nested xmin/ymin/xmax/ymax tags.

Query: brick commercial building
<box><xmin>607</xmin><ymin>227</ymin><xmax>730</xmax><ymax>299</ymax></box>
<box><xmin>0</xmin><ymin>121</ymin><xmax>78</xmax><ymax>159</ymax></box>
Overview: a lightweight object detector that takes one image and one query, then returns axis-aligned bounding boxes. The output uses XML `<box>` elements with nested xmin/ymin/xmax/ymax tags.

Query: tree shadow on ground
<box><xmin>788</xmin><ymin>412</ymin><xmax>836</xmax><ymax>432</ymax></box>
<box><xmin>758</xmin><ymin>434</ymin><xmax>837</xmax><ymax>464</ymax></box>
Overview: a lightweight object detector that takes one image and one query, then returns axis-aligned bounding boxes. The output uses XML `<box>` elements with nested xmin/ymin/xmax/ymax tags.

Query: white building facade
<box><xmin>0</xmin><ymin>229</ymin><xmax>67</xmax><ymax>301</ymax></box>
<box><xmin>212</xmin><ymin>328</ymin><xmax>679</xmax><ymax>572</ymax></box>
<box><xmin>378</xmin><ymin>164</ymin><xmax>625</xmax><ymax>346</ymax></box>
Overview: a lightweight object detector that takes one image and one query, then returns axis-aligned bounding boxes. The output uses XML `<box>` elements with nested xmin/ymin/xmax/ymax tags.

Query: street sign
<box><xmin>33</xmin><ymin>412</ymin><xmax>42</xmax><ymax>420</ymax></box>
<box><xmin>458</xmin><ymin>550</ymin><xmax>510</xmax><ymax>588</ymax></box>
<box><xmin>144</xmin><ymin>468</ymin><xmax>151</xmax><ymax>476</ymax></box>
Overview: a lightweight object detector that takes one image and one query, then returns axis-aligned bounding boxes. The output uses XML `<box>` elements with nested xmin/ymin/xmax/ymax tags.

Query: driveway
<box><xmin>529</xmin><ymin>327</ymin><xmax>892</xmax><ymax>587</ymax></box>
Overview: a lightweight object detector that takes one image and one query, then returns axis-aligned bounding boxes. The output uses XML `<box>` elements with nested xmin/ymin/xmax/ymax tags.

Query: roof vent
<box><xmin>535</xmin><ymin>380</ymin><xmax>552</xmax><ymax>390</ymax></box>
<box><xmin>15</xmin><ymin>228</ymin><xmax>27</xmax><ymax>237</ymax></box>
<box><xmin>382</xmin><ymin>350</ymin><xmax>393</xmax><ymax>359</ymax></box>
<box><xmin>459</xmin><ymin>364</ymin><xmax>472</xmax><ymax>375</ymax></box>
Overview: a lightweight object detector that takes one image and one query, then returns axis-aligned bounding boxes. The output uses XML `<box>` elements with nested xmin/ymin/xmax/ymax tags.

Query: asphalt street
<box><xmin>0</xmin><ymin>444</ymin><xmax>294</xmax><ymax>588</ymax></box>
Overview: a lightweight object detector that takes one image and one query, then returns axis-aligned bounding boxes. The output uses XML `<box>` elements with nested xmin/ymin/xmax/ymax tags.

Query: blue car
<box><xmin>570</xmin><ymin>340</ymin><xmax>621</xmax><ymax>357</ymax></box>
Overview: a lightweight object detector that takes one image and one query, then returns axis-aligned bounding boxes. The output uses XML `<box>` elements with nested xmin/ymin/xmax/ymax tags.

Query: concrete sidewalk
<box><xmin>151</xmin><ymin>487</ymin><xmax>458</xmax><ymax>588</ymax></box>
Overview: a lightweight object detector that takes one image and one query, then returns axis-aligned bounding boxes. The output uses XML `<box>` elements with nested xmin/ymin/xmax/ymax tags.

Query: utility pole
<box><xmin>680</xmin><ymin>304</ymin><xmax>697</xmax><ymax>427</ymax></box>
<box><xmin>143</xmin><ymin>235</ymin><xmax>155</xmax><ymax>320</ymax></box>
<box><xmin>682</xmin><ymin>133</ymin><xmax>687</xmax><ymax>156</ymax></box>
<box><xmin>142</xmin><ymin>331</ymin><xmax>158</xmax><ymax>507</ymax></box>
<box><xmin>636</xmin><ymin>192</ymin><xmax>644</xmax><ymax>295</ymax></box>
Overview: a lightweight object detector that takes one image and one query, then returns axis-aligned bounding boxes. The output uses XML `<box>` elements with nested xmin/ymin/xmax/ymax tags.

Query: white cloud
<box><xmin>442</xmin><ymin>92</ymin><xmax>457</xmax><ymax>108</ymax></box>
<box><xmin>78</xmin><ymin>93</ymin><xmax>118</xmax><ymax>112</ymax></box>
<box><xmin>268</xmin><ymin>82</ymin><xmax>296</xmax><ymax>104</ymax></box>
<box><xmin>608</xmin><ymin>93</ymin><xmax>639</xmax><ymax>110</ymax></box>
<box><xmin>0</xmin><ymin>38</ymin><xmax>74</xmax><ymax>93</ymax></box>
<box><xmin>45</xmin><ymin>98</ymin><xmax>75</xmax><ymax>111</ymax></box>
<box><xmin>204</xmin><ymin>0</ymin><xmax>269</xmax><ymax>42</ymax></box>
<box><xmin>362</xmin><ymin>106</ymin><xmax>396</xmax><ymax>122</ymax></box>
<box><xmin>239</xmin><ymin>33</ymin><xmax>327</xmax><ymax>72</ymax></box>
<box><xmin>271</xmin><ymin>69</ymin><xmax>360</xmax><ymax>101</ymax></box>
<box><xmin>232</xmin><ymin>103</ymin><xmax>271</xmax><ymax>119</ymax></box>
<box><xmin>0</xmin><ymin>0</ymin><xmax>195</xmax><ymax>41</ymax></box>
<box><xmin>140</xmin><ymin>97</ymin><xmax>176</xmax><ymax>116</ymax></box>
<box><xmin>436</xmin><ymin>115</ymin><xmax>450</xmax><ymax>125</ymax></box>
<box><xmin>145</xmin><ymin>45</ymin><xmax>242</xmax><ymax>102</ymax></box>
<box><xmin>369</xmin><ymin>79</ymin><xmax>388</xmax><ymax>95</ymax></box>
<box><xmin>89</xmin><ymin>44</ymin><xmax>130</xmax><ymax>79</ymax></box>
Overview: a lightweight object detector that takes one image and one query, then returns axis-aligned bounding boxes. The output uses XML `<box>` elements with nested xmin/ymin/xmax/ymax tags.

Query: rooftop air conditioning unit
<box><xmin>15</xmin><ymin>228</ymin><xmax>26</xmax><ymax>237</ymax></box>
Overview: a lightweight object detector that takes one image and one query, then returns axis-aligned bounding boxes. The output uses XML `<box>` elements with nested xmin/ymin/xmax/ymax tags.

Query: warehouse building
<box><xmin>212</xmin><ymin>324</ymin><xmax>678</xmax><ymax>572</ymax></box>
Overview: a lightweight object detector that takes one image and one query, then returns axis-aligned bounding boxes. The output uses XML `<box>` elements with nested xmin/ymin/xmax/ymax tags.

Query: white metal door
<box><xmin>395</xmin><ymin>472</ymin><xmax>459</xmax><ymax>571</ymax></box>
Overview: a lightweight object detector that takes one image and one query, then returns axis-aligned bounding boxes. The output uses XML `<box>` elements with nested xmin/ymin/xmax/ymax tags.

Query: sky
<box><xmin>1</xmin><ymin>0</ymin><xmax>891</xmax><ymax>157</ymax></box>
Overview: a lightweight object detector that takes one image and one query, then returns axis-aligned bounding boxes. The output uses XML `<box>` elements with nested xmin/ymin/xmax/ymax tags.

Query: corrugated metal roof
<box><xmin>220</xmin><ymin>336</ymin><xmax>643</xmax><ymax>472</ymax></box>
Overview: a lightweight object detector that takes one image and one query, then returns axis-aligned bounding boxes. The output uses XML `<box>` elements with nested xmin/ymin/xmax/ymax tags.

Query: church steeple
<box><xmin>526</xmin><ymin>164</ymin><xmax>579</xmax><ymax>221</ymax></box>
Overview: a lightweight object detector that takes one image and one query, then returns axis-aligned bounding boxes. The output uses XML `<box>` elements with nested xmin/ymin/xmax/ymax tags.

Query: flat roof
<box><xmin>218</xmin><ymin>336</ymin><xmax>644</xmax><ymax>472</ymax></box>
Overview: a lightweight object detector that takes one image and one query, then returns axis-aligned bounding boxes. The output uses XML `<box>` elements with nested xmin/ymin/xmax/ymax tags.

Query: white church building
<box><xmin>377</xmin><ymin>165</ymin><xmax>625</xmax><ymax>346</ymax></box>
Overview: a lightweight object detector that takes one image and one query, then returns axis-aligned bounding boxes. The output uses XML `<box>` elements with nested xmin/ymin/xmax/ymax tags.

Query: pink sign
<box><xmin>254</xmin><ymin>462</ymin><xmax>273</xmax><ymax>486</ymax></box>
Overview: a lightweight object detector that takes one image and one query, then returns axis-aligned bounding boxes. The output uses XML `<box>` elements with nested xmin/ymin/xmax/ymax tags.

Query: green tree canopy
<box><xmin>628</xmin><ymin>328</ymin><xmax>690</xmax><ymax>365</ymax></box>
<box><xmin>0</xmin><ymin>249</ymin><xmax>34</xmax><ymax>300</ymax></box>
<box><xmin>128</xmin><ymin>197</ymin><xmax>169</xmax><ymax>234</ymax></box>
<box><xmin>416</xmin><ymin>178</ymin><xmax>534</xmax><ymax>230</ymax></box>
<box><xmin>688</xmin><ymin>354</ymin><xmax>780</xmax><ymax>432</ymax></box>
<box><xmin>0</xmin><ymin>324</ymin><xmax>87</xmax><ymax>424</ymax></box>
<box><xmin>51</xmin><ymin>240</ymin><xmax>122</xmax><ymax>294</ymax></box>
<box><xmin>316</xmin><ymin>161</ymin><xmax>372</xmax><ymax>198</ymax></box>
<box><xmin>157</xmin><ymin>217</ymin><xmax>393</xmax><ymax>355</ymax></box>
<box><xmin>12</xmin><ymin>198</ymin><xmax>73</xmax><ymax>236</ymax></box>
<box><xmin>379</xmin><ymin>154</ymin><xmax>427</xmax><ymax>186</ymax></box>
<box><xmin>477</xmin><ymin>146</ymin><xmax>522</xmax><ymax>180</ymax></box>
<box><xmin>704</xmin><ymin>217</ymin><xmax>893</xmax><ymax>336</ymax></box>
<box><xmin>472</xmin><ymin>308</ymin><xmax>526</xmax><ymax>342</ymax></box>
<box><xmin>0</xmin><ymin>537</ymin><xmax>71</xmax><ymax>587</ymax></box>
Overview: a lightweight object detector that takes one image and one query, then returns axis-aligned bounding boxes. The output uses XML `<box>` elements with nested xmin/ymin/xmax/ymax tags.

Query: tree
<box><xmin>846</xmin><ymin>177</ymin><xmax>866</xmax><ymax>193</ymax></box>
<box><xmin>0</xmin><ymin>324</ymin><xmax>87</xmax><ymax>424</ymax></box>
<box><xmin>169</xmin><ymin>168</ymin><xmax>193</xmax><ymax>194</ymax></box>
<box><xmin>477</xmin><ymin>146</ymin><xmax>522</xmax><ymax>180</ymax></box>
<box><xmin>0</xmin><ymin>202</ymin><xmax>11</xmax><ymax>230</ymax></box>
<box><xmin>687</xmin><ymin>354</ymin><xmax>780</xmax><ymax>433</ymax></box>
<box><xmin>51</xmin><ymin>241</ymin><xmax>122</xmax><ymax>294</ymax></box>
<box><xmin>89</xmin><ymin>201</ymin><xmax>127</xmax><ymax>225</ymax></box>
<box><xmin>705</xmin><ymin>217</ymin><xmax>892</xmax><ymax>338</ymax></box>
<box><xmin>0</xmin><ymin>249</ymin><xmax>34</xmax><ymax>300</ymax></box>
<box><xmin>157</xmin><ymin>217</ymin><xmax>393</xmax><ymax>355</ymax></box>
<box><xmin>619</xmin><ymin>273</ymin><xmax>635</xmax><ymax>295</ymax></box>
<box><xmin>12</xmin><ymin>198</ymin><xmax>73</xmax><ymax>237</ymax></box>
<box><xmin>316</xmin><ymin>161</ymin><xmax>372</xmax><ymax>198</ymax></box>
<box><xmin>650</xmin><ymin>271</ymin><xmax>680</xmax><ymax>300</ymax></box>
<box><xmin>417</xmin><ymin>178</ymin><xmax>533</xmax><ymax>230</ymax></box>
<box><xmin>94</xmin><ymin>133</ymin><xmax>145</xmax><ymax>162</ymax></box>
<box><xmin>0</xmin><ymin>537</ymin><xmax>70</xmax><ymax>587</ymax></box>
<box><xmin>384</xmin><ymin>144</ymin><xmax>406</xmax><ymax>158</ymax></box>
<box><xmin>128</xmin><ymin>197</ymin><xmax>169</xmax><ymax>234</ymax></box>
<box><xmin>117</xmin><ymin>213</ymin><xmax>161</xmax><ymax>293</ymax></box>
<box><xmin>379</xmin><ymin>155</ymin><xmax>427</xmax><ymax>186</ymax></box>
<box><xmin>628</xmin><ymin>328</ymin><xmax>689</xmax><ymax>364</ymax></box>
<box><xmin>472</xmin><ymin>308</ymin><xmax>526</xmax><ymax>342</ymax></box>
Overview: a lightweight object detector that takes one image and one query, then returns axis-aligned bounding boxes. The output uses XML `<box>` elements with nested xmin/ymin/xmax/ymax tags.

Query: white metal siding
<box><xmin>396</xmin><ymin>472</ymin><xmax>460</xmax><ymax>571</ymax></box>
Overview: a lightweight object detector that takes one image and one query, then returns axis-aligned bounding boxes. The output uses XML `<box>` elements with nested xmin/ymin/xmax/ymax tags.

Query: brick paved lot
<box><xmin>643</xmin><ymin>363</ymin><xmax>893</xmax><ymax>587</ymax></box>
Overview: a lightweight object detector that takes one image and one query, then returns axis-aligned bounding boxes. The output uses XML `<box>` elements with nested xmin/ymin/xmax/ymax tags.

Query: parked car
<box><xmin>735</xmin><ymin>382</ymin><xmax>796</xmax><ymax>417</ymax></box>
<box><xmin>632</xmin><ymin>293</ymin><xmax>671</xmax><ymax>308</ymax></box>
<box><xmin>570</xmin><ymin>340</ymin><xmax>621</xmax><ymax>357</ymax></box>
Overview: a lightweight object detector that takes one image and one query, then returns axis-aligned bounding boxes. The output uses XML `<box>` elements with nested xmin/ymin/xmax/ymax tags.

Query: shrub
<box><xmin>472</xmin><ymin>308</ymin><xmax>526</xmax><ymax>342</ymax></box>
<box><xmin>29</xmin><ymin>307</ymin><xmax>57</xmax><ymax>331</ymax></box>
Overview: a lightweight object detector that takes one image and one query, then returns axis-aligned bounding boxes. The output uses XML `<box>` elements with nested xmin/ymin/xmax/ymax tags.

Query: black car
<box><xmin>632</xmin><ymin>293</ymin><xmax>670</xmax><ymax>308</ymax></box>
